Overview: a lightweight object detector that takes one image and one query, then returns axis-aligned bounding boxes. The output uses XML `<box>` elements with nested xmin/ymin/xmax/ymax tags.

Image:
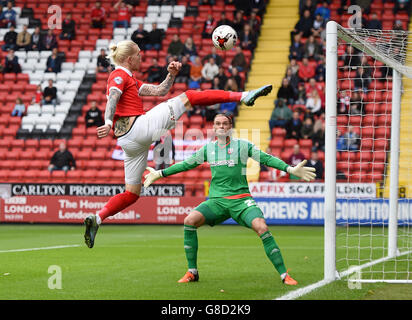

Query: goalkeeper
<box><xmin>144</xmin><ymin>113</ymin><xmax>316</xmax><ymax>286</ymax></box>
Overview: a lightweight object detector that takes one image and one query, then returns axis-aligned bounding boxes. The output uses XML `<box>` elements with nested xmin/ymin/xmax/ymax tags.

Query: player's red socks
<box><xmin>185</xmin><ymin>90</ymin><xmax>242</xmax><ymax>106</ymax></box>
<box><xmin>97</xmin><ymin>191</ymin><xmax>139</xmax><ymax>221</ymax></box>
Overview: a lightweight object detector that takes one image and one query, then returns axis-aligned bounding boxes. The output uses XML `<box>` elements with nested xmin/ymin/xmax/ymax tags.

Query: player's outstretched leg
<box><xmin>83</xmin><ymin>190</ymin><xmax>139</xmax><ymax>248</ymax></box>
<box><xmin>183</xmin><ymin>84</ymin><xmax>272</xmax><ymax>108</ymax></box>
<box><xmin>84</xmin><ymin>215</ymin><xmax>99</xmax><ymax>248</ymax></box>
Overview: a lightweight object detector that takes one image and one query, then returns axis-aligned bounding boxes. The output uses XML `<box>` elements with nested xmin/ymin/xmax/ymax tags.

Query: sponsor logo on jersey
<box><xmin>228</xmin><ymin>148</ymin><xmax>233</xmax><ymax>154</ymax></box>
<box><xmin>114</xmin><ymin>76</ymin><xmax>123</xmax><ymax>84</ymax></box>
<box><xmin>210</xmin><ymin>160</ymin><xmax>235</xmax><ymax>167</ymax></box>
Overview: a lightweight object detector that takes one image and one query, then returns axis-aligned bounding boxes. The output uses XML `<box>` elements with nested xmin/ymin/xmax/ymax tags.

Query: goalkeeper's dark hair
<box><xmin>214</xmin><ymin>113</ymin><xmax>233</xmax><ymax>125</ymax></box>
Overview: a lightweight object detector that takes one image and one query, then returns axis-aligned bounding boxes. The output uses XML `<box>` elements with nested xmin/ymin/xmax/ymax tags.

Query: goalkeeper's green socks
<box><xmin>260</xmin><ymin>231</ymin><xmax>287</xmax><ymax>278</ymax></box>
<box><xmin>183</xmin><ymin>225</ymin><xmax>198</xmax><ymax>274</ymax></box>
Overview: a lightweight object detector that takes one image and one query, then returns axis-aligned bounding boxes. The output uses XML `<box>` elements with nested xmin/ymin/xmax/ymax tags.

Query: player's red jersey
<box><xmin>106</xmin><ymin>66</ymin><xmax>145</xmax><ymax>125</ymax></box>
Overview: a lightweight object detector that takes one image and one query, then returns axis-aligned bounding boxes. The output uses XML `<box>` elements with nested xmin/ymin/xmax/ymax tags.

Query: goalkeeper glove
<box><xmin>286</xmin><ymin>160</ymin><xmax>317</xmax><ymax>181</ymax></box>
<box><xmin>144</xmin><ymin>167</ymin><xmax>163</xmax><ymax>188</ymax></box>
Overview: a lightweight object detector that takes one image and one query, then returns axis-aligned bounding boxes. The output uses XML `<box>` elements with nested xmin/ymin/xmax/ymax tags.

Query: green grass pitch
<box><xmin>0</xmin><ymin>224</ymin><xmax>411</xmax><ymax>300</ymax></box>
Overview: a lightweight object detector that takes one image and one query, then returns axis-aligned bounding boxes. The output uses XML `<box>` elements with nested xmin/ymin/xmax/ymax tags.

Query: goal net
<box><xmin>325</xmin><ymin>21</ymin><xmax>412</xmax><ymax>283</ymax></box>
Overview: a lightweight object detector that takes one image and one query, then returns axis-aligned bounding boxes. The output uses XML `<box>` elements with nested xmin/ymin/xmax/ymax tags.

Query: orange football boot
<box><xmin>177</xmin><ymin>271</ymin><xmax>199</xmax><ymax>283</ymax></box>
<box><xmin>283</xmin><ymin>270</ymin><xmax>298</xmax><ymax>285</ymax></box>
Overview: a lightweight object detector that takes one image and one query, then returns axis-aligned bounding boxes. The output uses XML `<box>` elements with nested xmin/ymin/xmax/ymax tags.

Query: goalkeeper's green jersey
<box><xmin>162</xmin><ymin>138</ymin><xmax>290</xmax><ymax>198</ymax></box>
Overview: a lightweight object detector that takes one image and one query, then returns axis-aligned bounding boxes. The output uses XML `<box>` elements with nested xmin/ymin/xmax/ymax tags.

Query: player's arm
<box><xmin>97</xmin><ymin>88</ymin><xmax>121</xmax><ymax>138</ymax></box>
<box><xmin>248</xmin><ymin>143</ymin><xmax>316</xmax><ymax>181</ymax></box>
<box><xmin>139</xmin><ymin>61</ymin><xmax>182</xmax><ymax>96</ymax></box>
<box><xmin>144</xmin><ymin>146</ymin><xmax>205</xmax><ymax>187</ymax></box>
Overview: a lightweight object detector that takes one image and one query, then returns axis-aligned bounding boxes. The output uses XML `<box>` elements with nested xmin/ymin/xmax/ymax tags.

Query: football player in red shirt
<box><xmin>84</xmin><ymin>40</ymin><xmax>272</xmax><ymax>248</ymax></box>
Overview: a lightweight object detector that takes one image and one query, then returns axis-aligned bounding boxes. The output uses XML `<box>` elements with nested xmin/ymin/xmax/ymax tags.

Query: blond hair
<box><xmin>108</xmin><ymin>40</ymin><xmax>138</xmax><ymax>66</ymax></box>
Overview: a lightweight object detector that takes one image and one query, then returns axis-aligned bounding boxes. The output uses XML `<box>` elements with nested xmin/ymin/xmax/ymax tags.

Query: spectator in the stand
<box><xmin>312</xmin><ymin>121</ymin><xmax>325</xmax><ymax>152</ymax></box>
<box><xmin>393</xmin><ymin>19</ymin><xmax>405</xmax><ymax>31</ymax></box>
<box><xmin>199</xmin><ymin>0</ymin><xmax>215</xmax><ymax>6</ymax></box>
<box><xmin>336</xmin><ymin>129</ymin><xmax>346</xmax><ymax>151</ymax></box>
<box><xmin>342</xmin><ymin>125</ymin><xmax>360</xmax><ymax>151</ymax></box>
<box><xmin>85</xmin><ymin>101</ymin><xmax>104</xmax><ymax>128</ymax></box>
<box><xmin>247</xmin><ymin>12</ymin><xmax>261</xmax><ymax>34</ymax></box>
<box><xmin>288</xmin><ymin>144</ymin><xmax>306</xmax><ymax>180</ymax></box>
<box><xmin>216</xmin><ymin>12</ymin><xmax>232</xmax><ymax>28</ymax></box>
<box><xmin>231</xmin><ymin>46</ymin><xmax>247</xmax><ymax>72</ymax></box>
<box><xmin>303</xmin><ymin>35</ymin><xmax>323</xmax><ymax>61</ymax></box>
<box><xmin>394</xmin><ymin>0</ymin><xmax>411</xmax><ymax>14</ymax></box>
<box><xmin>131</xmin><ymin>24</ymin><xmax>148</xmax><ymax>49</ymax></box>
<box><xmin>42</xmin><ymin>29</ymin><xmax>58</xmax><ymax>51</ymax></box>
<box><xmin>220</xmin><ymin>79</ymin><xmax>238</xmax><ymax>116</ymax></box>
<box><xmin>2</xmin><ymin>25</ymin><xmax>17</xmax><ymax>51</ymax></box>
<box><xmin>48</xmin><ymin>142</ymin><xmax>76</xmax><ymax>173</ymax></box>
<box><xmin>217</xmin><ymin>66</ymin><xmax>228</xmax><ymax>89</ymax></box>
<box><xmin>299</xmin><ymin>0</ymin><xmax>316</xmax><ymax>17</ymax></box>
<box><xmin>354</xmin><ymin>66</ymin><xmax>371</xmax><ymax>93</ymax></box>
<box><xmin>175</xmin><ymin>55</ymin><xmax>190</xmax><ymax>83</ymax></box>
<box><xmin>343</xmin><ymin>45</ymin><xmax>361</xmax><ymax>69</ymax></box>
<box><xmin>285</xmin><ymin>111</ymin><xmax>303</xmax><ymax>140</ymax></box>
<box><xmin>292</xmin><ymin>9</ymin><xmax>313</xmax><ymax>40</ymax></box>
<box><xmin>46</xmin><ymin>48</ymin><xmax>62</xmax><ymax>73</ymax></box>
<box><xmin>0</xmin><ymin>1</ymin><xmax>16</xmax><ymax>28</ymax></box>
<box><xmin>167</xmin><ymin>34</ymin><xmax>184</xmax><ymax>59</ymax></box>
<box><xmin>42</xmin><ymin>79</ymin><xmax>57</xmax><ymax>106</ymax></box>
<box><xmin>31</xmin><ymin>84</ymin><xmax>43</xmax><ymax>105</ymax></box>
<box><xmin>305</xmin><ymin>90</ymin><xmax>322</xmax><ymax>117</ymax></box>
<box><xmin>239</xmin><ymin>24</ymin><xmax>256</xmax><ymax>51</ymax></box>
<box><xmin>306</xmin><ymin>151</ymin><xmax>323</xmax><ymax>179</ymax></box>
<box><xmin>183</xmin><ymin>37</ymin><xmax>197</xmax><ymax>62</ymax></box>
<box><xmin>91</xmin><ymin>1</ymin><xmax>106</xmax><ymax>28</ymax></box>
<box><xmin>189</xmin><ymin>56</ymin><xmax>202</xmax><ymax>88</ymax></box>
<box><xmin>96</xmin><ymin>48</ymin><xmax>112</xmax><ymax>73</ymax></box>
<box><xmin>113</xmin><ymin>0</ymin><xmax>132</xmax><ymax>28</ymax></box>
<box><xmin>145</xmin><ymin>23</ymin><xmax>163</xmax><ymax>50</ymax></box>
<box><xmin>349</xmin><ymin>91</ymin><xmax>362</xmax><ymax>115</ymax></box>
<box><xmin>300</xmin><ymin>117</ymin><xmax>314</xmax><ymax>140</ymax></box>
<box><xmin>277</xmin><ymin>77</ymin><xmax>295</xmax><ymax>105</ymax></box>
<box><xmin>269</xmin><ymin>98</ymin><xmax>293</xmax><ymax>131</ymax></box>
<box><xmin>295</xmin><ymin>82</ymin><xmax>307</xmax><ymax>105</ymax></box>
<box><xmin>314</xmin><ymin>1</ymin><xmax>330</xmax><ymax>21</ymax></box>
<box><xmin>203</xmin><ymin>47</ymin><xmax>223</xmax><ymax>66</ymax></box>
<box><xmin>289</xmin><ymin>58</ymin><xmax>299</xmax><ymax>75</ymax></box>
<box><xmin>201</xmin><ymin>57</ymin><xmax>219</xmax><ymax>83</ymax></box>
<box><xmin>3</xmin><ymin>49</ymin><xmax>20</xmax><ymax>73</ymax></box>
<box><xmin>250</xmin><ymin>0</ymin><xmax>266</xmax><ymax>16</ymax></box>
<box><xmin>366</xmin><ymin>12</ymin><xmax>382</xmax><ymax>30</ymax></box>
<box><xmin>298</xmin><ymin>57</ymin><xmax>316</xmax><ymax>82</ymax></box>
<box><xmin>220</xmin><ymin>100</ymin><xmax>238</xmax><ymax>117</ymax></box>
<box><xmin>11</xmin><ymin>97</ymin><xmax>25</xmax><ymax>117</ymax></box>
<box><xmin>311</xmin><ymin>14</ymin><xmax>326</xmax><ymax>38</ymax></box>
<box><xmin>315</xmin><ymin>56</ymin><xmax>325</xmax><ymax>82</ymax></box>
<box><xmin>338</xmin><ymin>90</ymin><xmax>351</xmax><ymax>114</ymax></box>
<box><xmin>230</xmin><ymin>67</ymin><xmax>242</xmax><ymax>89</ymax></box>
<box><xmin>285</xmin><ymin>67</ymin><xmax>300</xmax><ymax>91</ymax></box>
<box><xmin>60</xmin><ymin>13</ymin><xmax>76</xmax><ymax>40</ymax></box>
<box><xmin>289</xmin><ymin>33</ymin><xmax>304</xmax><ymax>61</ymax></box>
<box><xmin>16</xmin><ymin>25</ymin><xmax>31</xmax><ymax>51</ymax></box>
<box><xmin>30</xmin><ymin>26</ymin><xmax>43</xmax><ymax>51</ymax></box>
<box><xmin>146</xmin><ymin>58</ymin><xmax>164</xmax><ymax>83</ymax></box>
<box><xmin>232</xmin><ymin>11</ymin><xmax>245</xmax><ymax>35</ymax></box>
<box><xmin>202</xmin><ymin>13</ymin><xmax>216</xmax><ymax>39</ymax></box>
<box><xmin>153</xmin><ymin>134</ymin><xmax>175</xmax><ymax>170</ymax></box>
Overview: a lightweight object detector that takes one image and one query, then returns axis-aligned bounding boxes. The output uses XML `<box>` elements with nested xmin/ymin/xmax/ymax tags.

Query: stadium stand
<box><xmin>0</xmin><ymin>0</ymin><xmax>260</xmax><ymax>194</ymax></box>
<box><xmin>262</xmin><ymin>0</ymin><xmax>410</xmax><ymax>183</ymax></box>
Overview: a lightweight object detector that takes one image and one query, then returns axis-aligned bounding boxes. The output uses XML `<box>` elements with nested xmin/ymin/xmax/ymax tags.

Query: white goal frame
<box><xmin>324</xmin><ymin>20</ymin><xmax>412</xmax><ymax>283</ymax></box>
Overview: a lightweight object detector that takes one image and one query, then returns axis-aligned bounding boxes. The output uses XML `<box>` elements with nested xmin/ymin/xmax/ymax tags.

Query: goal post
<box><xmin>324</xmin><ymin>20</ymin><xmax>412</xmax><ymax>283</ymax></box>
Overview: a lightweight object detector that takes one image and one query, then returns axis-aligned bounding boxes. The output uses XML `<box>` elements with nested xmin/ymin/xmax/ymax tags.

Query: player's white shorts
<box><xmin>116</xmin><ymin>96</ymin><xmax>186</xmax><ymax>185</ymax></box>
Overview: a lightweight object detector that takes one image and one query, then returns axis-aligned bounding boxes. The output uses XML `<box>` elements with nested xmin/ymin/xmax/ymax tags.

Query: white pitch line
<box><xmin>0</xmin><ymin>244</ymin><xmax>80</xmax><ymax>253</ymax></box>
<box><xmin>276</xmin><ymin>249</ymin><xmax>412</xmax><ymax>300</ymax></box>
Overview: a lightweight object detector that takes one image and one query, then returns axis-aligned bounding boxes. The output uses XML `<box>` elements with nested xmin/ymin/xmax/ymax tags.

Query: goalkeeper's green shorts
<box><xmin>194</xmin><ymin>197</ymin><xmax>264</xmax><ymax>228</ymax></box>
